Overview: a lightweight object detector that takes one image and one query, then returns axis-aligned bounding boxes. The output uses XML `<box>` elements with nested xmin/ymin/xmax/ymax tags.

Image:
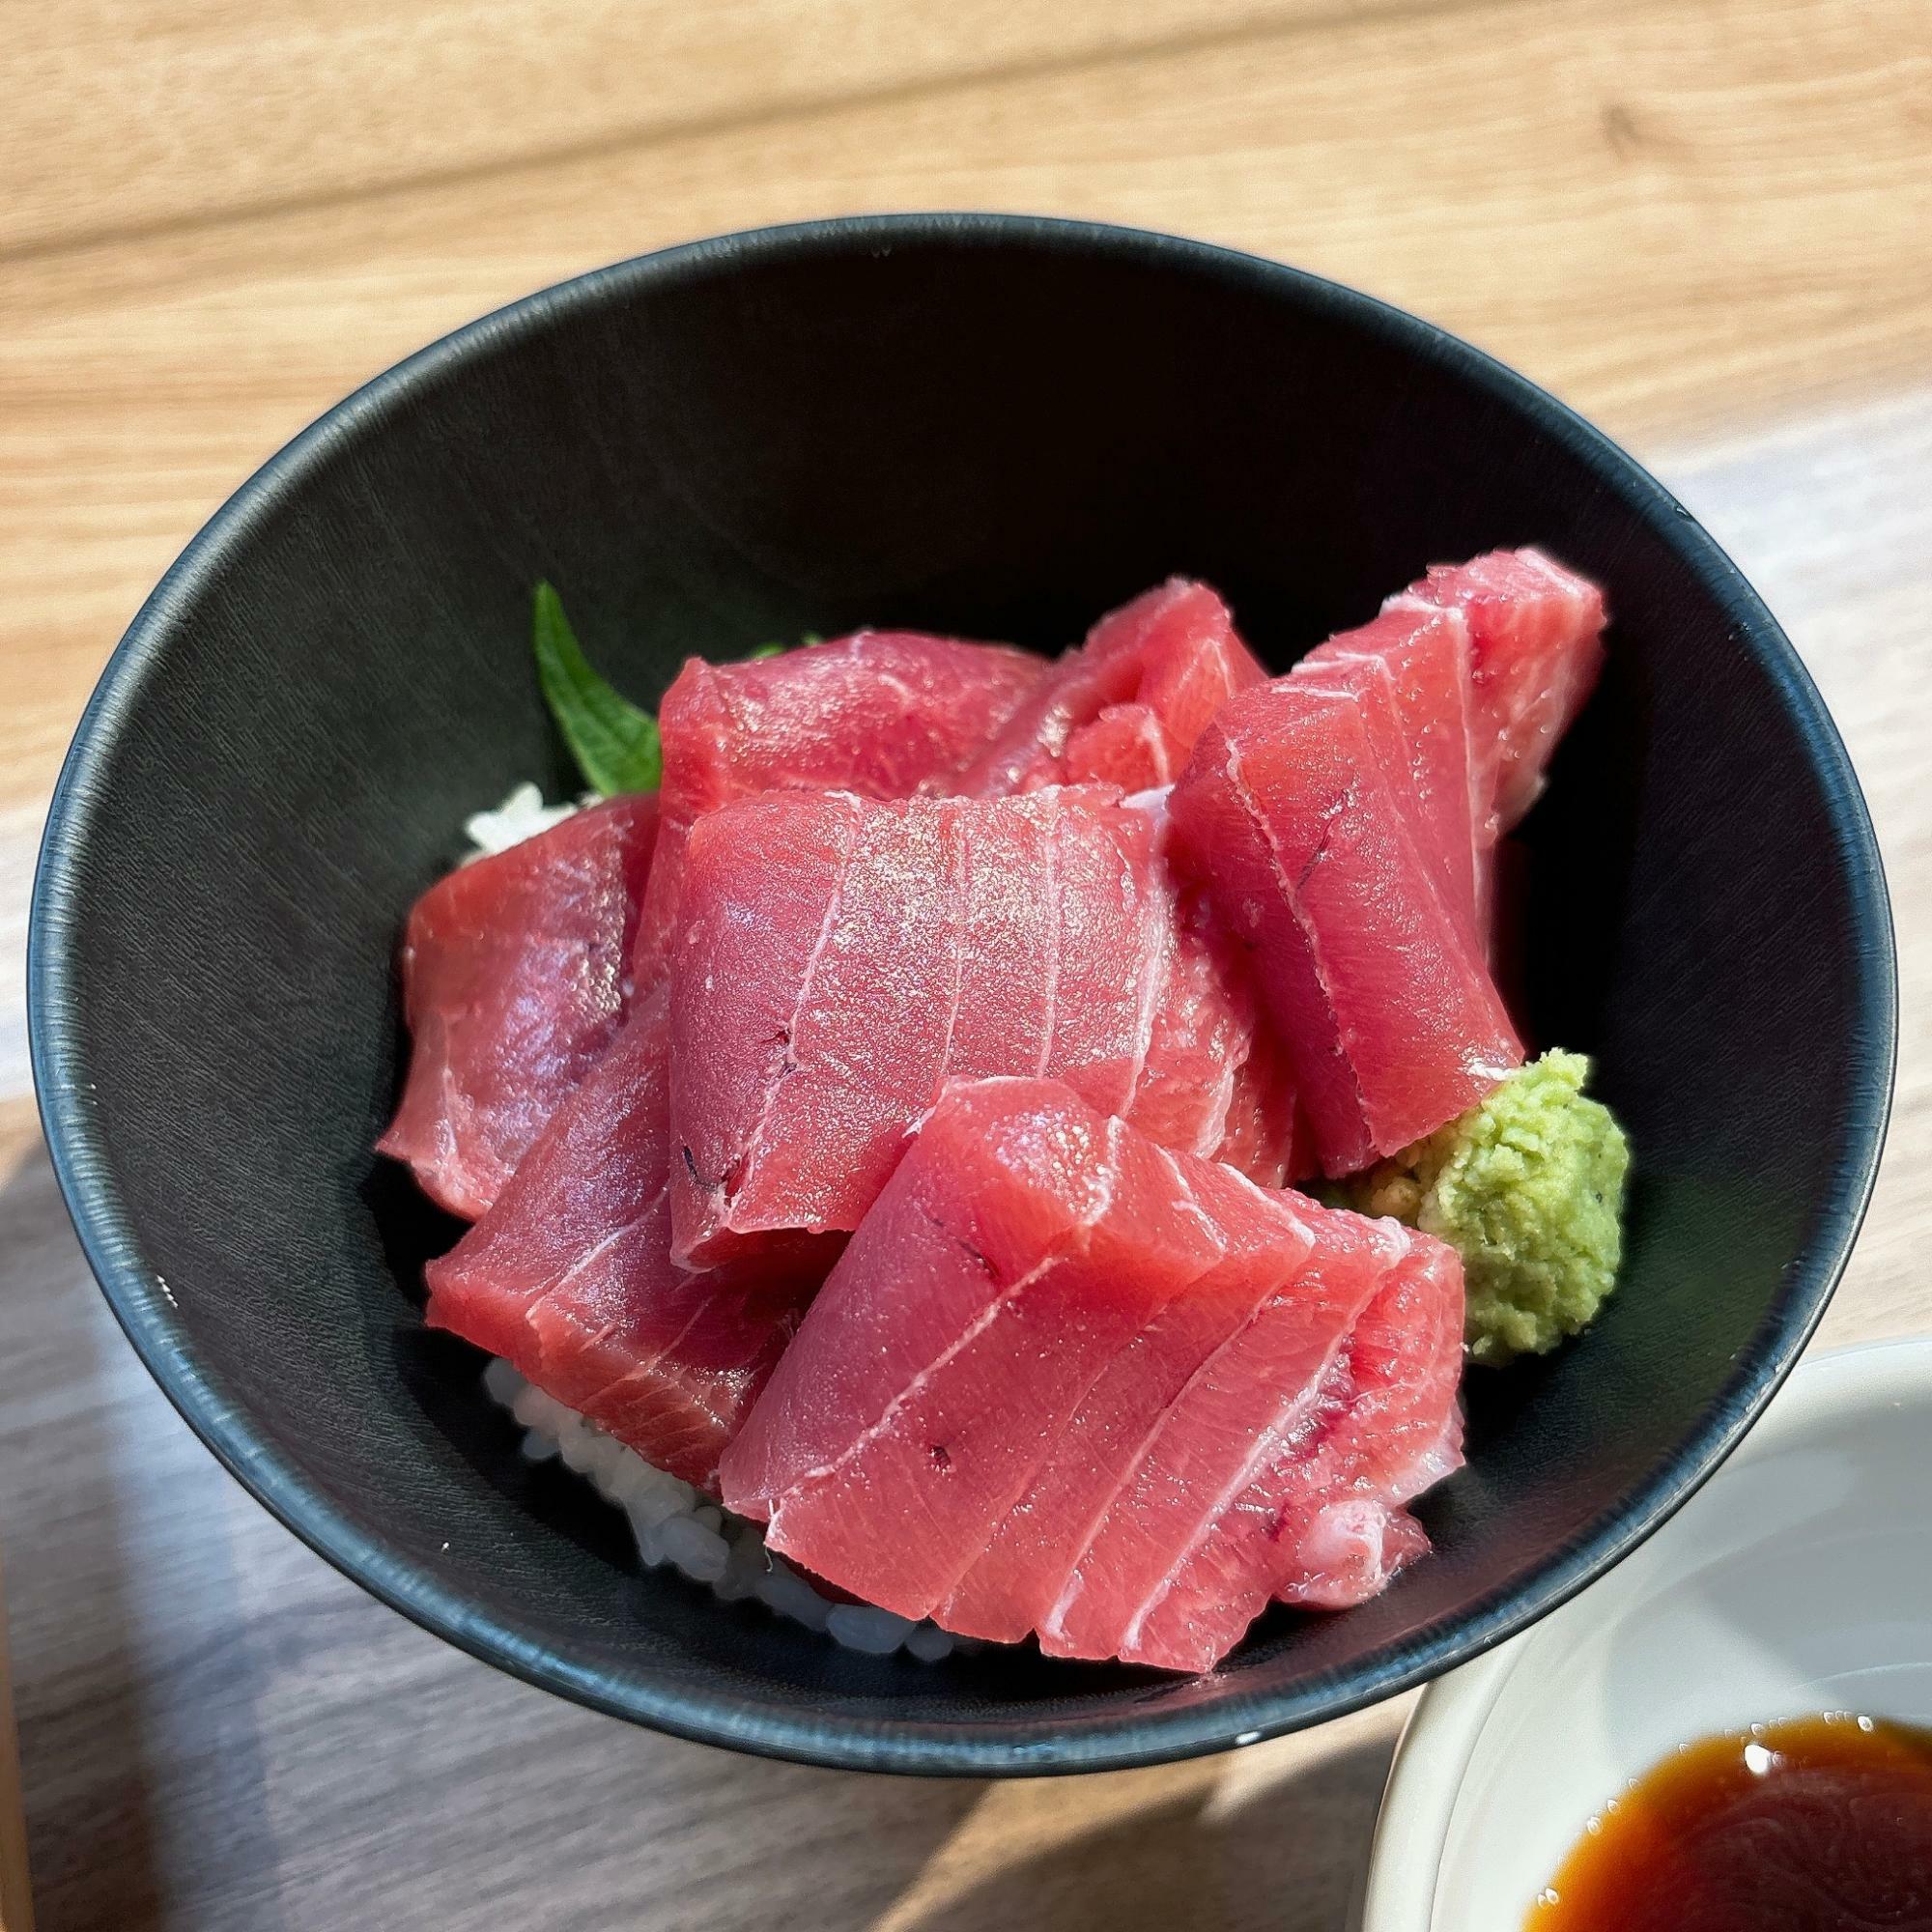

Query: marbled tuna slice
<box><xmin>1119</xmin><ymin>1222</ymin><xmax>1464</xmax><ymax>1671</ymax></box>
<box><xmin>1300</xmin><ymin>601</ymin><xmax>1485</xmax><ymax>948</ymax></box>
<box><xmin>722</xmin><ymin>1080</ymin><xmax>1229</xmax><ymax>1619</ymax></box>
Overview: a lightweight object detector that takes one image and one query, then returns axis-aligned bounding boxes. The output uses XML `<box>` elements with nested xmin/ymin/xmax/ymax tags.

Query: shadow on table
<box><xmin>905</xmin><ymin>1732</ymin><xmax>1393</xmax><ymax>1932</ymax></box>
<box><xmin>0</xmin><ymin>1141</ymin><xmax>293</xmax><ymax>1932</ymax></box>
<box><xmin>0</xmin><ymin>1117</ymin><xmax>1394</xmax><ymax>1932</ymax></box>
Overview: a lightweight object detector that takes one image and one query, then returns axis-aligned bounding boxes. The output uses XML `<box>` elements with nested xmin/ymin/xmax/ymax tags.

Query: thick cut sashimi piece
<box><xmin>1391</xmin><ymin>548</ymin><xmax>1606</xmax><ymax>836</ymax></box>
<box><xmin>1301</xmin><ymin>603</ymin><xmax>1484</xmax><ymax>948</ymax></box>
<box><xmin>1124</xmin><ymin>799</ymin><xmax>1311</xmax><ymax>1179</ymax></box>
<box><xmin>669</xmin><ymin>785</ymin><xmax>1221</xmax><ymax>1266</ymax></box>
<box><xmin>670</xmin><ymin>783</ymin><xmax>1307</xmax><ymax>1259</ymax></box>
<box><xmin>1034</xmin><ymin>792</ymin><xmax>1166</xmax><ymax>1109</ymax></box>
<box><xmin>724</xmin><ymin>1080</ymin><xmax>1455</xmax><ymax>1667</ymax></box>
<box><xmin>424</xmin><ymin>987</ymin><xmax>827</xmax><ymax>1492</ymax></box>
<box><xmin>953</xmin><ymin>580</ymin><xmax>1265</xmax><ymax>796</ymax></box>
<box><xmin>1037</xmin><ymin>1190</ymin><xmax>1407</xmax><ymax>1662</ymax></box>
<box><xmin>723</xmin><ymin>1080</ymin><xmax>1230</xmax><ymax>1618</ymax></box>
<box><xmin>719</xmin><ymin>1079</ymin><xmax>1111</xmax><ymax>1521</ymax></box>
<box><xmin>633</xmin><ymin>631</ymin><xmax>1044</xmax><ymax>984</ymax></box>
<box><xmin>1169</xmin><ymin>679</ymin><xmax>1522</xmax><ymax>1176</ymax></box>
<box><xmin>379</xmin><ymin>793</ymin><xmax>658</xmax><ymax>1220</ymax></box>
<box><xmin>936</xmin><ymin>1151</ymin><xmax>1317</xmax><ymax>1643</ymax></box>
<box><xmin>667</xmin><ymin>790</ymin><xmax>872</xmax><ymax>1260</ymax></box>
<box><xmin>1121</xmin><ymin>1224</ymin><xmax>1464</xmax><ymax>1671</ymax></box>
<box><xmin>1269</xmin><ymin>1233</ymin><xmax>1465</xmax><ymax>1607</ymax></box>
<box><xmin>665</xmin><ymin>633</ymin><xmax>1045</xmax><ymax>817</ymax></box>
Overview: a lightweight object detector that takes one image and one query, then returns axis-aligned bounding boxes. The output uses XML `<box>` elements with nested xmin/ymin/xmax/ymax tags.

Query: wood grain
<box><xmin>2</xmin><ymin>2</ymin><xmax>1928</xmax><ymax>1926</ymax></box>
<box><xmin>3</xmin><ymin>0</ymin><xmax>1367</xmax><ymax>257</ymax></box>
<box><xmin>5</xmin><ymin>0</ymin><xmax>1929</xmax><ymax>842</ymax></box>
<box><xmin>0</xmin><ymin>1557</ymin><xmax>34</xmax><ymax>1932</ymax></box>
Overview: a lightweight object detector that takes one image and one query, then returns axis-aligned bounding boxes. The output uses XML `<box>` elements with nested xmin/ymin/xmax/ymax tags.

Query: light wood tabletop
<box><xmin>3</xmin><ymin>3</ymin><xmax>1929</xmax><ymax>1926</ymax></box>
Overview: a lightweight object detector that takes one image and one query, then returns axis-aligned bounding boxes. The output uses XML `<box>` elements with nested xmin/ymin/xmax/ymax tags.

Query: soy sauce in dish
<box><xmin>1527</xmin><ymin>1712</ymin><xmax>1932</xmax><ymax>1930</ymax></box>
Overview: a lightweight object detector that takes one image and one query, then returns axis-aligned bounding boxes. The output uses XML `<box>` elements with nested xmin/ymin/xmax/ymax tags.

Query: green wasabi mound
<box><xmin>1350</xmin><ymin>1050</ymin><xmax>1631</xmax><ymax>1368</ymax></box>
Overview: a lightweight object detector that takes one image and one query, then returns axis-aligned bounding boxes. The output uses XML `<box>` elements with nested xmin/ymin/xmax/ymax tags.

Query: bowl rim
<box><xmin>1359</xmin><ymin>1334</ymin><xmax>1932</xmax><ymax>1931</ymax></box>
<box><xmin>26</xmin><ymin>211</ymin><xmax>1897</xmax><ymax>1776</ymax></box>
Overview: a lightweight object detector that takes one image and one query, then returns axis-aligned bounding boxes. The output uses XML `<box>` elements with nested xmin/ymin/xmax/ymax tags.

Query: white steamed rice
<box><xmin>464</xmin><ymin>784</ymin><xmax>955</xmax><ymax>1662</ymax></box>
<box><xmin>462</xmin><ymin>781</ymin><xmax>589</xmax><ymax>859</ymax></box>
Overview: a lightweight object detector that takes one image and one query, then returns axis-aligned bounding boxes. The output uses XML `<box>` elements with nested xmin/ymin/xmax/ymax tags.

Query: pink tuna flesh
<box><xmin>1034</xmin><ymin>1182</ymin><xmax>1423</xmax><ymax>1664</ymax></box>
<box><xmin>1214</xmin><ymin>1013</ymin><xmax>1316</xmax><ymax>1186</ymax></box>
<box><xmin>1134</xmin><ymin>886</ymin><xmax>1313</xmax><ymax>1184</ymax></box>
<box><xmin>722</xmin><ymin>1079</ymin><xmax>1228</xmax><ymax>1618</ymax></box>
<box><xmin>935</xmin><ymin>1151</ymin><xmax>1322</xmax><ymax>1646</ymax></box>
<box><xmin>720</xmin><ymin>1077</ymin><xmax>1463</xmax><ymax>1669</ymax></box>
<box><xmin>379</xmin><ymin>792</ymin><xmax>659</xmax><ymax>1220</ymax></box>
<box><xmin>952</xmin><ymin>580</ymin><xmax>1265</xmax><ymax>797</ymax></box>
<box><xmin>1299</xmin><ymin>602</ymin><xmax>1486</xmax><ymax>951</ymax></box>
<box><xmin>424</xmin><ymin>985</ymin><xmax>830</xmax><ymax>1492</ymax></box>
<box><xmin>1389</xmin><ymin>547</ymin><xmax>1606</xmax><ymax>837</ymax></box>
<box><xmin>667</xmin><ymin>784</ymin><xmax>1294</xmax><ymax>1265</ymax></box>
<box><xmin>1168</xmin><ymin>677</ymin><xmax>1522</xmax><ymax>1175</ymax></box>
<box><xmin>1117</xmin><ymin>1223</ymin><xmax>1465</xmax><ymax>1671</ymax></box>
<box><xmin>632</xmin><ymin>630</ymin><xmax>1044</xmax><ymax>985</ymax></box>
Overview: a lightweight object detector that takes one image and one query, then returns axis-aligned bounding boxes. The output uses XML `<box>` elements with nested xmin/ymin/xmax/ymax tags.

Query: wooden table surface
<box><xmin>4</xmin><ymin>3</ymin><xmax>1929</xmax><ymax>1926</ymax></box>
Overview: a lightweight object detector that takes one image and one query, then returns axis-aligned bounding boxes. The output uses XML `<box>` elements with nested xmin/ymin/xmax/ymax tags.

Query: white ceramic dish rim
<box><xmin>1358</xmin><ymin>1331</ymin><xmax>1932</xmax><ymax>1932</ymax></box>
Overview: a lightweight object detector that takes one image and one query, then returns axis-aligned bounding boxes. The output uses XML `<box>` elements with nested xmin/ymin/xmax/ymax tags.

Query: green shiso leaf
<box><xmin>531</xmin><ymin>582</ymin><xmax>662</xmax><ymax>796</ymax></box>
<box><xmin>747</xmin><ymin>631</ymin><xmax>822</xmax><ymax>660</ymax></box>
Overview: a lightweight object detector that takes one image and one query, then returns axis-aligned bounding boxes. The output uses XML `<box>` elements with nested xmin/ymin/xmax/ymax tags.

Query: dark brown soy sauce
<box><xmin>1527</xmin><ymin>1714</ymin><xmax>1932</xmax><ymax>1931</ymax></box>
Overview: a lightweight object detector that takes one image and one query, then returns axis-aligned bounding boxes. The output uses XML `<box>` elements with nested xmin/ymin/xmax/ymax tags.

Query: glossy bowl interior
<box><xmin>29</xmin><ymin>214</ymin><xmax>1892</xmax><ymax>1774</ymax></box>
<box><xmin>1363</xmin><ymin>1339</ymin><xmax>1932</xmax><ymax>1931</ymax></box>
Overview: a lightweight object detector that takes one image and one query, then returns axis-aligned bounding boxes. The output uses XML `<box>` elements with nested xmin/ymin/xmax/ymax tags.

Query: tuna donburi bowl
<box><xmin>29</xmin><ymin>216</ymin><xmax>1892</xmax><ymax>1773</ymax></box>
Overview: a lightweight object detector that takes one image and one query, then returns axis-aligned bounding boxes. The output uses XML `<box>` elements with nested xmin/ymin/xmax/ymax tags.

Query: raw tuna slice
<box><xmin>935</xmin><ymin>1153</ymin><xmax>1324</xmax><ymax>1645</ymax></box>
<box><xmin>1125</xmin><ymin>895</ymin><xmax>1248</xmax><ymax>1162</ymax></box>
<box><xmin>379</xmin><ymin>793</ymin><xmax>658</xmax><ymax>1220</ymax></box>
<box><xmin>1269</xmin><ymin>1235</ymin><xmax>1465</xmax><ymax>1607</ymax></box>
<box><xmin>668</xmin><ymin>784</ymin><xmax>1263</xmax><ymax>1266</ymax></box>
<box><xmin>1390</xmin><ymin>548</ymin><xmax>1606</xmax><ymax>836</ymax></box>
<box><xmin>633</xmin><ymin>631</ymin><xmax>1044</xmax><ymax>984</ymax></box>
<box><xmin>1119</xmin><ymin>1228</ymin><xmax>1464</xmax><ymax>1671</ymax></box>
<box><xmin>953</xmin><ymin>580</ymin><xmax>1266</xmax><ymax>796</ymax></box>
<box><xmin>1168</xmin><ymin>678</ymin><xmax>1522</xmax><ymax>1176</ymax></box>
<box><xmin>424</xmin><ymin>987</ymin><xmax>827</xmax><ymax>1492</ymax></box>
<box><xmin>1133</xmin><ymin>889</ymin><xmax>1313</xmax><ymax>1183</ymax></box>
<box><xmin>722</xmin><ymin>1079</ymin><xmax>1460</xmax><ymax>1668</ymax></box>
<box><xmin>1299</xmin><ymin>603</ymin><xmax>1485</xmax><ymax>948</ymax></box>
<box><xmin>1035</xmin><ymin>1190</ymin><xmax>1419</xmax><ymax>1663</ymax></box>
<box><xmin>1214</xmin><ymin>1018</ymin><xmax>1315</xmax><ymax>1187</ymax></box>
<box><xmin>722</xmin><ymin>1080</ymin><xmax>1231</xmax><ymax>1617</ymax></box>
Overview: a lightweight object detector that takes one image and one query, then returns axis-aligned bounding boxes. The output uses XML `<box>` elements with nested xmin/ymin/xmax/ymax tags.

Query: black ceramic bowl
<box><xmin>30</xmin><ymin>215</ymin><xmax>1893</xmax><ymax>1776</ymax></box>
